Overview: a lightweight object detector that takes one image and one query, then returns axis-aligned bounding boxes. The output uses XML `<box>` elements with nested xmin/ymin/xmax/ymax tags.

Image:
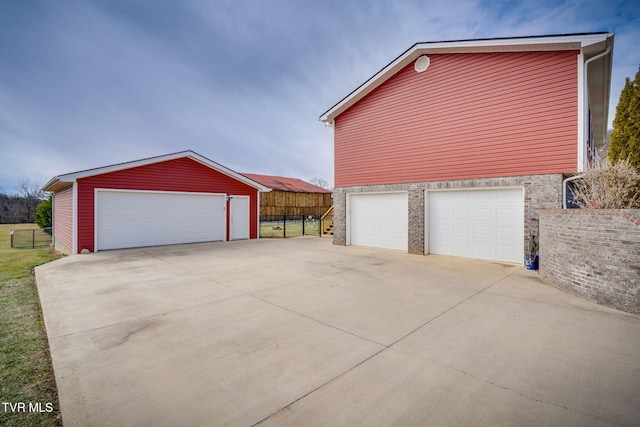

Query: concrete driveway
<box><xmin>36</xmin><ymin>237</ymin><xmax>640</xmax><ymax>426</ymax></box>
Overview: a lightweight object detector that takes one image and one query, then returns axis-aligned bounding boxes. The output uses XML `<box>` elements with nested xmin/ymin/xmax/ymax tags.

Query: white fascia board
<box><xmin>418</xmin><ymin>33</ymin><xmax>610</xmax><ymax>51</ymax></box>
<box><xmin>320</xmin><ymin>47</ymin><xmax>418</xmax><ymax>124</ymax></box>
<box><xmin>51</xmin><ymin>151</ymin><xmax>195</xmax><ymax>182</ymax></box>
<box><xmin>42</xmin><ymin>152</ymin><xmax>197</xmax><ymax>191</ymax></box>
<box><xmin>42</xmin><ymin>151</ymin><xmax>272</xmax><ymax>193</ymax></box>
<box><xmin>256</xmin><ymin>189</ymin><xmax>260</xmax><ymax>239</ymax></box>
<box><xmin>72</xmin><ymin>182</ymin><xmax>78</xmax><ymax>255</ymax></box>
<box><xmin>320</xmin><ymin>33</ymin><xmax>612</xmax><ymax>124</ymax></box>
<box><xmin>186</xmin><ymin>152</ymin><xmax>272</xmax><ymax>192</ymax></box>
<box><xmin>41</xmin><ymin>177</ymin><xmax>59</xmax><ymax>192</ymax></box>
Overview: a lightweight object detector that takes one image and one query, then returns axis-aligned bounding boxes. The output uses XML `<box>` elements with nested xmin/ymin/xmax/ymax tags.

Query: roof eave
<box><xmin>184</xmin><ymin>152</ymin><xmax>272</xmax><ymax>192</ymax></box>
<box><xmin>41</xmin><ymin>151</ymin><xmax>271</xmax><ymax>193</ymax></box>
<box><xmin>42</xmin><ymin>177</ymin><xmax>73</xmax><ymax>193</ymax></box>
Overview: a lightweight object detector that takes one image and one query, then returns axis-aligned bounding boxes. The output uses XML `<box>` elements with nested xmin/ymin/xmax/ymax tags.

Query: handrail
<box><xmin>321</xmin><ymin>206</ymin><xmax>334</xmax><ymax>236</ymax></box>
<box><xmin>320</xmin><ymin>206</ymin><xmax>334</xmax><ymax>221</ymax></box>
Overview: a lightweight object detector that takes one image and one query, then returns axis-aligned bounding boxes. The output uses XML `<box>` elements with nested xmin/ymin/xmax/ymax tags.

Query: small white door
<box><xmin>230</xmin><ymin>196</ymin><xmax>250</xmax><ymax>240</ymax></box>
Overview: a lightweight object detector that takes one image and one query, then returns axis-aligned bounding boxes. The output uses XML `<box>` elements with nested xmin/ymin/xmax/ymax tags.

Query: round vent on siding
<box><xmin>414</xmin><ymin>55</ymin><xmax>430</xmax><ymax>73</ymax></box>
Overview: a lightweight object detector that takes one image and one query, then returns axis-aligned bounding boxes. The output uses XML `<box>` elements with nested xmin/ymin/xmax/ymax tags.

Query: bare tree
<box><xmin>17</xmin><ymin>178</ymin><xmax>44</xmax><ymax>200</ymax></box>
<box><xmin>12</xmin><ymin>178</ymin><xmax>45</xmax><ymax>223</ymax></box>
<box><xmin>571</xmin><ymin>157</ymin><xmax>640</xmax><ymax>209</ymax></box>
<box><xmin>309</xmin><ymin>177</ymin><xmax>330</xmax><ymax>189</ymax></box>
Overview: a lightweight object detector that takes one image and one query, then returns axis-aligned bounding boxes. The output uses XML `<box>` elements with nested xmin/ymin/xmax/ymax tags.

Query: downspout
<box><xmin>582</xmin><ymin>46</ymin><xmax>611</xmax><ymax>169</ymax></box>
<box><xmin>562</xmin><ymin>174</ymin><xmax>583</xmax><ymax>209</ymax></box>
<box><xmin>569</xmin><ymin>45</ymin><xmax>611</xmax><ymax>209</ymax></box>
<box><xmin>50</xmin><ymin>192</ymin><xmax>55</xmax><ymax>248</ymax></box>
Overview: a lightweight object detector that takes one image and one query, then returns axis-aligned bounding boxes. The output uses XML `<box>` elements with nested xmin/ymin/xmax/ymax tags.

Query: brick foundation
<box><xmin>333</xmin><ymin>174</ymin><xmax>563</xmax><ymax>258</ymax></box>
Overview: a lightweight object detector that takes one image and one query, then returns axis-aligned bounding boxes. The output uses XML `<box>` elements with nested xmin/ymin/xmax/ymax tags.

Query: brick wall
<box><xmin>333</xmin><ymin>174</ymin><xmax>563</xmax><ymax>257</ymax></box>
<box><xmin>333</xmin><ymin>187</ymin><xmax>347</xmax><ymax>245</ymax></box>
<box><xmin>539</xmin><ymin>209</ymin><xmax>640</xmax><ymax>314</ymax></box>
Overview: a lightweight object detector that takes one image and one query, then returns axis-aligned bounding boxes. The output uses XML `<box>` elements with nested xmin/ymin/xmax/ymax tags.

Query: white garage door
<box><xmin>96</xmin><ymin>190</ymin><xmax>226</xmax><ymax>251</ymax></box>
<box><xmin>427</xmin><ymin>189</ymin><xmax>523</xmax><ymax>263</ymax></box>
<box><xmin>348</xmin><ymin>192</ymin><xmax>408</xmax><ymax>251</ymax></box>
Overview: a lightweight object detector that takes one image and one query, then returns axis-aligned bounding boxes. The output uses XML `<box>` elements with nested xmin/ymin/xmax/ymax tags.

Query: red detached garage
<box><xmin>42</xmin><ymin>151</ymin><xmax>270</xmax><ymax>254</ymax></box>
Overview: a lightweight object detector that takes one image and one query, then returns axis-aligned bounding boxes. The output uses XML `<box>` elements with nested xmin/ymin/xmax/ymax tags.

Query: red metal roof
<box><xmin>241</xmin><ymin>173</ymin><xmax>331</xmax><ymax>193</ymax></box>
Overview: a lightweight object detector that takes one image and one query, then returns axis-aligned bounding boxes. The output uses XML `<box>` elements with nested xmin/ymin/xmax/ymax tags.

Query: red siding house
<box><xmin>320</xmin><ymin>33</ymin><xmax>614</xmax><ymax>264</ymax></box>
<box><xmin>42</xmin><ymin>151</ymin><xmax>270</xmax><ymax>254</ymax></box>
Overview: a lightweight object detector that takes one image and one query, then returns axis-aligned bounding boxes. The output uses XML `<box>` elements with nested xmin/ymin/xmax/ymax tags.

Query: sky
<box><xmin>0</xmin><ymin>0</ymin><xmax>638</xmax><ymax>194</ymax></box>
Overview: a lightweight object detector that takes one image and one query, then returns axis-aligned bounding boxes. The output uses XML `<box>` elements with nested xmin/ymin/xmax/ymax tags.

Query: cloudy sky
<box><xmin>0</xmin><ymin>0</ymin><xmax>637</xmax><ymax>194</ymax></box>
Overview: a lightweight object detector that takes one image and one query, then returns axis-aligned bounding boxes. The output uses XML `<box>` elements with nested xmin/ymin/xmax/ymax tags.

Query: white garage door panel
<box><xmin>349</xmin><ymin>193</ymin><xmax>408</xmax><ymax>251</ymax></box>
<box><xmin>97</xmin><ymin>191</ymin><xmax>226</xmax><ymax>250</ymax></box>
<box><xmin>428</xmin><ymin>189</ymin><xmax>523</xmax><ymax>263</ymax></box>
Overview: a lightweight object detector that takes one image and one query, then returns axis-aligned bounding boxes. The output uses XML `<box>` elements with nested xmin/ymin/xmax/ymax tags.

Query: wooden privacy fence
<box><xmin>259</xmin><ymin>191</ymin><xmax>332</xmax><ymax>216</ymax></box>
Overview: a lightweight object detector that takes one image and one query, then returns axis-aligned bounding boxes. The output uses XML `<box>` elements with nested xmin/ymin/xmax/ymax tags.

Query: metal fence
<box><xmin>10</xmin><ymin>227</ymin><xmax>52</xmax><ymax>249</ymax></box>
<box><xmin>259</xmin><ymin>215</ymin><xmax>322</xmax><ymax>238</ymax></box>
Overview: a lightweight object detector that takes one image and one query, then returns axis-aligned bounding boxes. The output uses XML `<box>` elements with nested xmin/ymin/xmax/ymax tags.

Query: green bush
<box><xmin>34</xmin><ymin>196</ymin><xmax>52</xmax><ymax>228</ymax></box>
<box><xmin>608</xmin><ymin>66</ymin><xmax>640</xmax><ymax>171</ymax></box>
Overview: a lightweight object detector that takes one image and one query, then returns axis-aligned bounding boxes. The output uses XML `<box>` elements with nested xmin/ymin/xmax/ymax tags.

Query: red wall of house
<box><xmin>334</xmin><ymin>50</ymin><xmax>579</xmax><ymax>187</ymax></box>
<box><xmin>53</xmin><ymin>185</ymin><xmax>73</xmax><ymax>253</ymax></box>
<box><xmin>75</xmin><ymin>158</ymin><xmax>258</xmax><ymax>252</ymax></box>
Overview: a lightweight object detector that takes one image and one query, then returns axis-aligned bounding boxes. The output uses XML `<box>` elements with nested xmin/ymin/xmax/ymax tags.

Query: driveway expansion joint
<box><xmin>252</xmin><ymin>269</ymin><xmax>523</xmax><ymax>425</ymax></box>
<box><xmin>385</xmin><ymin>267</ymin><xmax>521</xmax><ymax>348</ymax></box>
<box><xmin>392</xmin><ymin>347</ymin><xmax>622</xmax><ymax>426</ymax></box>
<box><xmin>249</xmin><ymin>294</ymin><xmax>387</xmax><ymax>348</ymax></box>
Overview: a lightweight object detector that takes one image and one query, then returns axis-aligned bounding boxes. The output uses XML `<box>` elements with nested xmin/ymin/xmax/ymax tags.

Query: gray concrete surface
<box><xmin>35</xmin><ymin>237</ymin><xmax>640</xmax><ymax>426</ymax></box>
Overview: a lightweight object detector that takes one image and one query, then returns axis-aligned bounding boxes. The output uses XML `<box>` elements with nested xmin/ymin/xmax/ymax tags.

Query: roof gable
<box><xmin>320</xmin><ymin>33</ymin><xmax>614</xmax><ymax>127</ymax></box>
<box><xmin>241</xmin><ymin>173</ymin><xmax>331</xmax><ymax>193</ymax></box>
<box><xmin>42</xmin><ymin>151</ymin><xmax>270</xmax><ymax>192</ymax></box>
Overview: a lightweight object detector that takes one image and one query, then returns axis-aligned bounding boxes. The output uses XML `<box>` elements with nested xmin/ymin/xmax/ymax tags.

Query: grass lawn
<box><xmin>260</xmin><ymin>219</ymin><xmax>321</xmax><ymax>238</ymax></box>
<box><xmin>0</xmin><ymin>224</ymin><xmax>62</xmax><ymax>426</ymax></box>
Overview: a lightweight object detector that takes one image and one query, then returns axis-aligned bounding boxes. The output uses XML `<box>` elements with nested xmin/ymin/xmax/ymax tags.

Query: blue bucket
<box><xmin>525</xmin><ymin>254</ymin><xmax>539</xmax><ymax>270</ymax></box>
